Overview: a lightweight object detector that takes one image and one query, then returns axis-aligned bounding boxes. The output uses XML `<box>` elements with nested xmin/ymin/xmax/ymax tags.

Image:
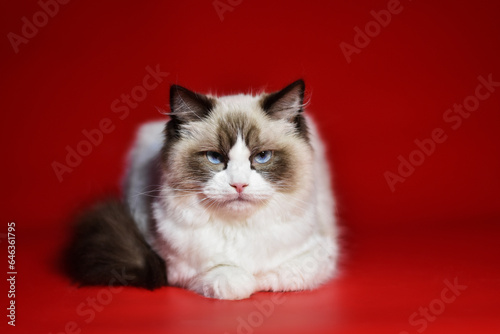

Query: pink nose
<box><xmin>231</xmin><ymin>183</ymin><xmax>248</xmax><ymax>194</ymax></box>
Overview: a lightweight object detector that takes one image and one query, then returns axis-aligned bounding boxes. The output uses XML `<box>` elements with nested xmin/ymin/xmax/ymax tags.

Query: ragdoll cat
<box><xmin>66</xmin><ymin>79</ymin><xmax>338</xmax><ymax>300</ymax></box>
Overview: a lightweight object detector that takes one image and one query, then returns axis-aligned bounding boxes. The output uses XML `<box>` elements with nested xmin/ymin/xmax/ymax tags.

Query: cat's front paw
<box><xmin>191</xmin><ymin>265</ymin><xmax>257</xmax><ymax>300</ymax></box>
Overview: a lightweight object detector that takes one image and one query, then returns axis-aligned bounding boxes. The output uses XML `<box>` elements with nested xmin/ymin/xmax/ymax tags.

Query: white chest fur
<box><xmin>124</xmin><ymin>110</ymin><xmax>338</xmax><ymax>299</ymax></box>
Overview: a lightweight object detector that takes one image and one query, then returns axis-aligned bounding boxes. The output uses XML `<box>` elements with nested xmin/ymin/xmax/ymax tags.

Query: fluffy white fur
<box><xmin>124</xmin><ymin>93</ymin><xmax>338</xmax><ymax>300</ymax></box>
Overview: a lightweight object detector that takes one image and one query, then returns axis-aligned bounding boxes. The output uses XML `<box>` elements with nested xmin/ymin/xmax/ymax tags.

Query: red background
<box><xmin>1</xmin><ymin>0</ymin><xmax>499</xmax><ymax>333</ymax></box>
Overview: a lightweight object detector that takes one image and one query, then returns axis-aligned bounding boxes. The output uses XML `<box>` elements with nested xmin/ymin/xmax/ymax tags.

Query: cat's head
<box><xmin>161</xmin><ymin>80</ymin><xmax>314</xmax><ymax>218</ymax></box>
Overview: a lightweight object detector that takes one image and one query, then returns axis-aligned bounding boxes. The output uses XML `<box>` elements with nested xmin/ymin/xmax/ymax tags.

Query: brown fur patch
<box><xmin>162</xmin><ymin>92</ymin><xmax>312</xmax><ymax>195</ymax></box>
<box><xmin>251</xmin><ymin>147</ymin><xmax>296</xmax><ymax>189</ymax></box>
<box><xmin>217</xmin><ymin>112</ymin><xmax>262</xmax><ymax>154</ymax></box>
<box><xmin>65</xmin><ymin>200</ymin><xmax>167</xmax><ymax>290</ymax></box>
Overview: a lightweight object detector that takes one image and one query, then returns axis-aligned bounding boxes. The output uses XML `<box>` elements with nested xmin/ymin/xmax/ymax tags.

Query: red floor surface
<box><xmin>2</xmin><ymin>0</ymin><xmax>500</xmax><ymax>333</ymax></box>
<box><xmin>7</xmin><ymin>220</ymin><xmax>500</xmax><ymax>334</ymax></box>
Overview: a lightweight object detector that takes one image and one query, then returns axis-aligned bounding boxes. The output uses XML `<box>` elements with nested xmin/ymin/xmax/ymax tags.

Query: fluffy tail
<box><xmin>64</xmin><ymin>200</ymin><xmax>167</xmax><ymax>290</ymax></box>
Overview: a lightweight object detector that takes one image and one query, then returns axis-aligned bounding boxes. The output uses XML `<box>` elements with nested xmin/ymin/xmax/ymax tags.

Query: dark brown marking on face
<box><xmin>162</xmin><ymin>107</ymin><xmax>302</xmax><ymax>194</ymax></box>
<box><xmin>162</xmin><ymin>84</ymin><xmax>216</xmax><ymax>173</ymax></box>
<box><xmin>165</xmin><ymin>149</ymin><xmax>225</xmax><ymax>192</ymax></box>
<box><xmin>161</xmin><ymin>120</ymin><xmax>179</xmax><ymax>168</ymax></box>
<box><xmin>216</xmin><ymin>112</ymin><xmax>262</xmax><ymax>155</ymax></box>
<box><xmin>251</xmin><ymin>148</ymin><xmax>296</xmax><ymax>191</ymax></box>
<box><xmin>292</xmin><ymin>113</ymin><xmax>309</xmax><ymax>142</ymax></box>
<box><xmin>184</xmin><ymin>151</ymin><xmax>221</xmax><ymax>184</ymax></box>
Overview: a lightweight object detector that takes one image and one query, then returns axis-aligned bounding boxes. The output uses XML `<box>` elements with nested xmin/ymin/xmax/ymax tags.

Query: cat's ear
<box><xmin>169</xmin><ymin>85</ymin><xmax>215</xmax><ymax>123</ymax></box>
<box><xmin>261</xmin><ymin>79</ymin><xmax>305</xmax><ymax>121</ymax></box>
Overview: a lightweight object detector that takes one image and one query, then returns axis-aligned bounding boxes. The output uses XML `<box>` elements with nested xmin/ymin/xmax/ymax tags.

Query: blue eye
<box><xmin>206</xmin><ymin>151</ymin><xmax>224</xmax><ymax>164</ymax></box>
<box><xmin>254</xmin><ymin>151</ymin><xmax>272</xmax><ymax>164</ymax></box>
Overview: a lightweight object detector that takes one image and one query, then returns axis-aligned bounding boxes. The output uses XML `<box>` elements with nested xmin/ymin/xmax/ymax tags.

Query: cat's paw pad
<box><xmin>195</xmin><ymin>266</ymin><xmax>257</xmax><ymax>300</ymax></box>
